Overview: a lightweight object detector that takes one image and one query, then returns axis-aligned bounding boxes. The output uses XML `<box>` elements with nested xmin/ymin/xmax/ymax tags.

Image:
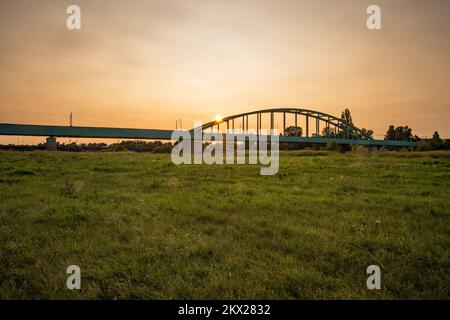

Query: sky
<box><xmin>0</xmin><ymin>0</ymin><xmax>449</xmax><ymax>143</ymax></box>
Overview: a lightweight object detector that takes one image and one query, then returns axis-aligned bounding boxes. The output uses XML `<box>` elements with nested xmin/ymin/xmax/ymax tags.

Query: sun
<box><xmin>214</xmin><ymin>115</ymin><xmax>223</xmax><ymax>123</ymax></box>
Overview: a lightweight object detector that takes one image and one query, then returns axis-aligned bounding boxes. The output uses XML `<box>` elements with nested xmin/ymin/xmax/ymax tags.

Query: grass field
<box><xmin>0</xmin><ymin>150</ymin><xmax>449</xmax><ymax>299</ymax></box>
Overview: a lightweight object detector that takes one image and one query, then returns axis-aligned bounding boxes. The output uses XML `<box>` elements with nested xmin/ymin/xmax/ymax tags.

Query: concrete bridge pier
<box><xmin>46</xmin><ymin>136</ymin><xmax>57</xmax><ymax>151</ymax></box>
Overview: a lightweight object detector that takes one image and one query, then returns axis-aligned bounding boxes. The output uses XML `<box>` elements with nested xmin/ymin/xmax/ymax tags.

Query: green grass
<box><xmin>0</xmin><ymin>150</ymin><xmax>449</xmax><ymax>299</ymax></box>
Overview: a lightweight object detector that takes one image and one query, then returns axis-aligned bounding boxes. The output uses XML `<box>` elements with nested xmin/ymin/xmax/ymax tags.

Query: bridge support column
<box><xmin>46</xmin><ymin>136</ymin><xmax>57</xmax><ymax>151</ymax></box>
<box><xmin>260</xmin><ymin>113</ymin><xmax>262</xmax><ymax>134</ymax></box>
<box><xmin>306</xmin><ymin>115</ymin><xmax>309</xmax><ymax>137</ymax></box>
<box><xmin>326</xmin><ymin>117</ymin><xmax>330</xmax><ymax>137</ymax></box>
<box><xmin>257</xmin><ymin>113</ymin><xmax>260</xmax><ymax>135</ymax></box>
<box><xmin>256</xmin><ymin>113</ymin><xmax>260</xmax><ymax>150</ymax></box>
<box><xmin>270</xmin><ymin>112</ymin><xmax>274</xmax><ymax>133</ymax></box>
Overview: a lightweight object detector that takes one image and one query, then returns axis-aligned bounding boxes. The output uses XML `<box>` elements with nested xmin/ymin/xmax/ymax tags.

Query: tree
<box><xmin>384</xmin><ymin>125</ymin><xmax>396</xmax><ymax>140</ymax></box>
<box><xmin>397</xmin><ymin>126</ymin><xmax>413</xmax><ymax>141</ymax></box>
<box><xmin>284</xmin><ymin>126</ymin><xmax>302</xmax><ymax>137</ymax></box>
<box><xmin>384</xmin><ymin>125</ymin><xmax>414</xmax><ymax>141</ymax></box>
<box><xmin>338</xmin><ymin>108</ymin><xmax>373</xmax><ymax>139</ymax></box>
<box><xmin>432</xmin><ymin>131</ymin><xmax>442</xmax><ymax>143</ymax></box>
<box><xmin>341</xmin><ymin>108</ymin><xmax>353</xmax><ymax>125</ymax></box>
<box><xmin>322</xmin><ymin>126</ymin><xmax>337</xmax><ymax>137</ymax></box>
<box><xmin>360</xmin><ymin>128</ymin><xmax>374</xmax><ymax>139</ymax></box>
<box><xmin>429</xmin><ymin>131</ymin><xmax>444</xmax><ymax>150</ymax></box>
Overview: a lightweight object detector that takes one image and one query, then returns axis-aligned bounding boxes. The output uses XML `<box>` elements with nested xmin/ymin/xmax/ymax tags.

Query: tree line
<box><xmin>0</xmin><ymin>140</ymin><xmax>174</xmax><ymax>153</ymax></box>
<box><xmin>282</xmin><ymin>108</ymin><xmax>449</xmax><ymax>150</ymax></box>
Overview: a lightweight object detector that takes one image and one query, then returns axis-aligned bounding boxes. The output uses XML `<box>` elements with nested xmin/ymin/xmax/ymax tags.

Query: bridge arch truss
<box><xmin>199</xmin><ymin>108</ymin><xmax>373</xmax><ymax>140</ymax></box>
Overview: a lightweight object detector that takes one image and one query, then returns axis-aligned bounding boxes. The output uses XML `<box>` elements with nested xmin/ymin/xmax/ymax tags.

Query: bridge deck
<box><xmin>0</xmin><ymin>123</ymin><xmax>418</xmax><ymax>147</ymax></box>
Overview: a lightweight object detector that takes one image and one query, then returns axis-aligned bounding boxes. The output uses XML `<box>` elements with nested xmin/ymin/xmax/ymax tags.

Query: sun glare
<box><xmin>214</xmin><ymin>115</ymin><xmax>223</xmax><ymax>123</ymax></box>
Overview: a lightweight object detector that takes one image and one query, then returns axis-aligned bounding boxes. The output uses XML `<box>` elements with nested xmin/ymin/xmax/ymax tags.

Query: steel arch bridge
<box><xmin>0</xmin><ymin>107</ymin><xmax>419</xmax><ymax>147</ymax></box>
<box><xmin>198</xmin><ymin>108</ymin><xmax>373</xmax><ymax>140</ymax></box>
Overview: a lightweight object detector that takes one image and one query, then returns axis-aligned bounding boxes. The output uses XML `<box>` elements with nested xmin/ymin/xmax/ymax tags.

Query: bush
<box><xmin>351</xmin><ymin>144</ymin><xmax>369</xmax><ymax>154</ymax></box>
<box><xmin>110</xmin><ymin>145</ymin><xmax>128</xmax><ymax>152</ymax></box>
<box><xmin>418</xmin><ymin>141</ymin><xmax>433</xmax><ymax>151</ymax></box>
<box><xmin>153</xmin><ymin>144</ymin><xmax>172</xmax><ymax>153</ymax></box>
<box><xmin>325</xmin><ymin>141</ymin><xmax>339</xmax><ymax>151</ymax></box>
<box><xmin>338</xmin><ymin>144</ymin><xmax>351</xmax><ymax>152</ymax></box>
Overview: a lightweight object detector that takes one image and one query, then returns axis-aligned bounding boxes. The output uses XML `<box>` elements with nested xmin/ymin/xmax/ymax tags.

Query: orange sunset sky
<box><xmin>0</xmin><ymin>0</ymin><xmax>449</xmax><ymax>143</ymax></box>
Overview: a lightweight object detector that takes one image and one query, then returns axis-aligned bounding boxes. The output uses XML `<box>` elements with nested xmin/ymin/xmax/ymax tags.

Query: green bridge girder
<box><xmin>0</xmin><ymin>123</ymin><xmax>173</xmax><ymax>140</ymax></box>
<box><xmin>0</xmin><ymin>123</ymin><xmax>418</xmax><ymax>147</ymax></box>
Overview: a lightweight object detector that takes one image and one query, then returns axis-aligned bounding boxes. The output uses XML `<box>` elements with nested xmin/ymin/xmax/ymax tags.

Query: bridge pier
<box><xmin>270</xmin><ymin>112</ymin><xmax>274</xmax><ymax>132</ymax></box>
<box><xmin>306</xmin><ymin>115</ymin><xmax>309</xmax><ymax>137</ymax></box>
<box><xmin>46</xmin><ymin>136</ymin><xmax>57</xmax><ymax>151</ymax></box>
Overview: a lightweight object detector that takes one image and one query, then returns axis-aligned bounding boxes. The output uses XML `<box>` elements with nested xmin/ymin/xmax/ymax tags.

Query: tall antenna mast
<box><xmin>70</xmin><ymin>112</ymin><xmax>73</xmax><ymax>127</ymax></box>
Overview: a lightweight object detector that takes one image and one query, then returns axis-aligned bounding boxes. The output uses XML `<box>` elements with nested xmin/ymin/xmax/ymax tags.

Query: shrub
<box><xmin>325</xmin><ymin>141</ymin><xmax>339</xmax><ymax>151</ymax></box>
<box><xmin>153</xmin><ymin>144</ymin><xmax>172</xmax><ymax>153</ymax></box>
<box><xmin>417</xmin><ymin>141</ymin><xmax>433</xmax><ymax>151</ymax></box>
<box><xmin>351</xmin><ymin>144</ymin><xmax>369</xmax><ymax>154</ymax></box>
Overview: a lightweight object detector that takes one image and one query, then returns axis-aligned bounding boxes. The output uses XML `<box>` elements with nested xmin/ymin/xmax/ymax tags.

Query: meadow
<box><xmin>0</xmin><ymin>150</ymin><xmax>449</xmax><ymax>299</ymax></box>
